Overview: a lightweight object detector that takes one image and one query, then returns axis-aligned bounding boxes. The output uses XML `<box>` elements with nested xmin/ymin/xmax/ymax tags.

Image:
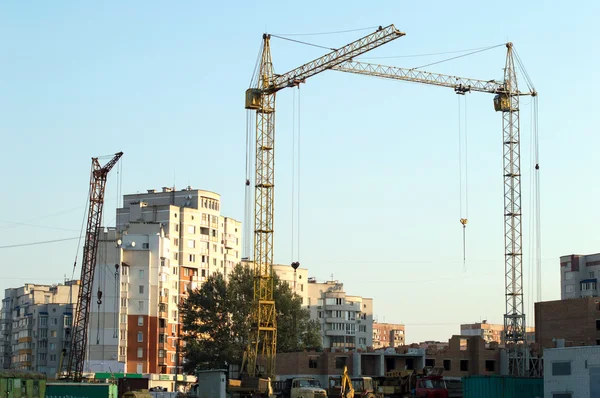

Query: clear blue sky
<box><xmin>1</xmin><ymin>1</ymin><xmax>599</xmax><ymax>343</ymax></box>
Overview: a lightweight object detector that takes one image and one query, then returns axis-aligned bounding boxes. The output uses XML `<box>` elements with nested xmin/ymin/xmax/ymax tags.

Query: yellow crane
<box><xmin>332</xmin><ymin>45</ymin><xmax>537</xmax><ymax>376</ymax></box>
<box><xmin>243</xmin><ymin>25</ymin><xmax>405</xmax><ymax>380</ymax></box>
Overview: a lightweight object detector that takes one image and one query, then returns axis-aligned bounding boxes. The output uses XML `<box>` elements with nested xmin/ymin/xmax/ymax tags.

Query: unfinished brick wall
<box><xmin>535</xmin><ymin>297</ymin><xmax>600</xmax><ymax>348</ymax></box>
<box><xmin>426</xmin><ymin>336</ymin><xmax>500</xmax><ymax>377</ymax></box>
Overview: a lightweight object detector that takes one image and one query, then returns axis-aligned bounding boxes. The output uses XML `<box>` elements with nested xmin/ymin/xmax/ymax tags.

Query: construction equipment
<box><xmin>332</xmin><ymin>43</ymin><xmax>537</xmax><ymax>376</ymax></box>
<box><xmin>327</xmin><ymin>366</ymin><xmax>356</xmax><ymax>398</ymax></box>
<box><xmin>63</xmin><ymin>152</ymin><xmax>123</xmax><ymax>381</ymax></box>
<box><xmin>242</xmin><ymin>25</ymin><xmax>405</xmax><ymax>384</ymax></box>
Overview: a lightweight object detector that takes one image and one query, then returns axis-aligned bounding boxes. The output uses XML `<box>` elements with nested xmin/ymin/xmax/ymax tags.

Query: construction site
<box><xmin>2</xmin><ymin>2</ymin><xmax>600</xmax><ymax>398</ymax></box>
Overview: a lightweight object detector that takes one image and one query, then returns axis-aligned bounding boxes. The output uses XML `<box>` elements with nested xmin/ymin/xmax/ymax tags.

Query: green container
<box><xmin>463</xmin><ymin>376</ymin><xmax>543</xmax><ymax>398</ymax></box>
<box><xmin>45</xmin><ymin>383</ymin><xmax>118</xmax><ymax>398</ymax></box>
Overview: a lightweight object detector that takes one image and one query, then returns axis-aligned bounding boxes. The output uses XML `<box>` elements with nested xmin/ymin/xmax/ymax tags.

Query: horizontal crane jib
<box><xmin>267</xmin><ymin>25</ymin><xmax>405</xmax><ymax>93</ymax></box>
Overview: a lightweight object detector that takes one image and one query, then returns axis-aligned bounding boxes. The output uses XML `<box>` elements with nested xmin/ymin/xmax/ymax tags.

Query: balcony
<box><xmin>159</xmin><ymin>296</ymin><xmax>168</xmax><ymax>304</ymax></box>
<box><xmin>159</xmin><ymin>310</ymin><xmax>167</xmax><ymax>319</ymax></box>
<box><xmin>325</xmin><ymin>330</ymin><xmax>346</xmax><ymax>337</ymax></box>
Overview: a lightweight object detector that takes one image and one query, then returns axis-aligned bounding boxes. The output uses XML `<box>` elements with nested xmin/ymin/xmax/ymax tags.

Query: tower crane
<box><xmin>63</xmin><ymin>152</ymin><xmax>123</xmax><ymax>381</ymax></box>
<box><xmin>332</xmin><ymin>44</ymin><xmax>537</xmax><ymax>376</ymax></box>
<box><xmin>243</xmin><ymin>25</ymin><xmax>405</xmax><ymax>381</ymax></box>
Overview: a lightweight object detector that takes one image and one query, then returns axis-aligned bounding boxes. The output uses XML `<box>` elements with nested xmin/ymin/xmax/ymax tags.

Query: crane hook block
<box><xmin>460</xmin><ymin>218</ymin><xmax>468</xmax><ymax>227</ymax></box>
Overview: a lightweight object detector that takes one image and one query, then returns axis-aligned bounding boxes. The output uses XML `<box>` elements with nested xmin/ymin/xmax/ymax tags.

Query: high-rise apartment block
<box><xmin>560</xmin><ymin>253</ymin><xmax>600</xmax><ymax>299</ymax></box>
<box><xmin>307</xmin><ymin>280</ymin><xmax>373</xmax><ymax>350</ymax></box>
<box><xmin>372</xmin><ymin>322</ymin><xmax>405</xmax><ymax>349</ymax></box>
<box><xmin>88</xmin><ymin>186</ymin><xmax>242</xmax><ymax>374</ymax></box>
<box><xmin>0</xmin><ymin>281</ymin><xmax>80</xmax><ymax>378</ymax></box>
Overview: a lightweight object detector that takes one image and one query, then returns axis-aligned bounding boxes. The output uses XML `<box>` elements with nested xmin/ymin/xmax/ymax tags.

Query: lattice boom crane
<box><xmin>333</xmin><ymin>44</ymin><xmax>537</xmax><ymax>376</ymax></box>
<box><xmin>243</xmin><ymin>25</ymin><xmax>405</xmax><ymax>379</ymax></box>
<box><xmin>64</xmin><ymin>152</ymin><xmax>123</xmax><ymax>381</ymax></box>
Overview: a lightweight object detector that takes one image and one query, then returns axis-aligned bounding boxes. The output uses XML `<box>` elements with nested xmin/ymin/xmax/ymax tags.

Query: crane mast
<box><xmin>333</xmin><ymin>43</ymin><xmax>536</xmax><ymax>376</ymax></box>
<box><xmin>64</xmin><ymin>152</ymin><xmax>123</xmax><ymax>381</ymax></box>
<box><xmin>244</xmin><ymin>25</ymin><xmax>404</xmax><ymax>379</ymax></box>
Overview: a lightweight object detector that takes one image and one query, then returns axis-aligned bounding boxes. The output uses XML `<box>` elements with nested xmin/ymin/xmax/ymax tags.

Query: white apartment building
<box><xmin>88</xmin><ymin>186</ymin><xmax>242</xmax><ymax>375</ymax></box>
<box><xmin>560</xmin><ymin>253</ymin><xmax>600</xmax><ymax>299</ymax></box>
<box><xmin>307</xmin><ymin>280</ymin><xmax>373</xmax><ymax>350</ymax></box>
<box><xmin>272</xmin><ymin>264</ymin><xmax>308</xmax><ymax>305</ymax></box>
<box><xmin>543</xmin><ymin>345</ymin><xmax>600</xmax><ymax>397</ymax></box>
<box><xmin>0</xmin><ymin>281</ymin><xmax>80</xmax><ymax>378</ymax></box>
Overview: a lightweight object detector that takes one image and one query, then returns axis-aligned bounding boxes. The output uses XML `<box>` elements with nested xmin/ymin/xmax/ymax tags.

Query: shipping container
<box><xmin>46</xmin><ymin>382</ymin><xmax>118</xmax><ymax>398</ymax></box>
<box><xmin>463</xmin><ymin>375</ymin><xmax>543</xmax><ymax>398</ymax></box>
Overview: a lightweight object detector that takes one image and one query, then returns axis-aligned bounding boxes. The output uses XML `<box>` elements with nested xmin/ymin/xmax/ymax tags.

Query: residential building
<box><xmin>535</xmin><ymin>296</ymin><xmax>600</xmax><ymax>349</ymax></box>
<box><xmin>423</xmin><ymin>335</ymin><xmax>501</xmax><ymax>377</ymax></box>
<box><xmin>560</xmin><ymin>253</ymin><xmax>600</xmax><ymax>299</ymax></box>
<box><xmin>417</xmin><ymin>341</ymin><xmax>449</xmax><ymax>350</ymax></box>
<box><xmin>270</xmin><ymin>264</ymin><xmax>309</xmax><ymax>306</ymax></box>
<box><xmin>372</xmin><ymin>322</ymin><xmax>405</xmax><ymax>349</ymax></box>
<box><xmin>0</xmin><ymin>280</ymin><xmax>80</xmax><ymax>378</ymax></box>
<box><xmin>543</xmin><ymin>345</ymin><xmax>600</xmax><ymax>398</ymax></box>
<box><xmin>87</xmin><ymin>186</ymin><xmax>242</xmax><ymax>374</ymax></box>
<box><xmin>307</xmin><ymin>279</ymin><xmax>373</xmax><ymax>350</ymax></box>
<box><xmin>460</xmin><ymin>321</ymin><xmax>535</xmax><ymax>345</ymax></box>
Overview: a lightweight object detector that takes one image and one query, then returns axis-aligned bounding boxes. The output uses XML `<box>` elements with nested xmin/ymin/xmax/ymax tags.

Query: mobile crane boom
<box><xmin>333</xmin><ymin>43</ymin><xmax>537</xmax><ymax>376</ymax></box>
<box><xmin>64</xmin><ymin>152</ymin><xmax>123</xmax><ymax>381</ymax></box>
<box><xmin>244</xmin><ymin>25</ymin><xmax>404</xmax><ymax>380</ymax></box>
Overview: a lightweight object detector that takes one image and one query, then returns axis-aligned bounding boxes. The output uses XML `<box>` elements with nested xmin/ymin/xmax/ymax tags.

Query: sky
<box><xmin>1</xmin><ymin>1</ymin><xmax>599</xmax><ymax>344</ymax></box>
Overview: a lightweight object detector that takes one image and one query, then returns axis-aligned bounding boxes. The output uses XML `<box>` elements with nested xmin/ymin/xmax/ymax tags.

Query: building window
<box><xmin>50</xmin><ymin>331</ymin><xmax>57</xmax><ymax>338</ymax></box>
<box><xmin>425</xmin><ymin>358</ymin><xmax>435</xmax><ymax>367</ymax></box>
<box><xmin>51</xmin><ymin>318</ymin><xmax>58</xmax><ymax>326</ymax></box>
<box><xmin>122</xmin><ymin>266</ymin><xmax>128</xmax><ymax>276</ymax></box>
<box><xmin>120</xmin><ymin>329</ymin><xmax>126</xmax><ymax>340</ymax></box>
<box><xmin>120</xmin><ymin>314</ymin><xmax>127</xmax><ymax>323</ymax></box>
<box><xmin>175</xmin><ymin>224</ymin><xmax>179</xmax><ymax>232</ymax></box>
<box><xmin>358</xmin><ymin>337</ymin><xmax>366</xmax><ymax>345</ymax></box>
<box><xmin>121</xmin><ymin>298</ymin><xmax>127</xmax><ymax>308</ymax></box>
<box><xmin>189</xmin><ymin>254</ymin><xmax>195</xmax><ymax>262</ymax></box>
<box><xmin>188</xmin><ymin>226</ymin><xmax>195</xmax><ymax>234</ymax></box>
<box><xmin>459</xmin><ymin>338</ymin><xmax>468</xmax><ymax>351</ymax></box>
<box><xmin>139</xmin><ymin>269</ymin><xmax>144</xmax><ymax>278</ymax></box>
<box><xmin>460</xmin><ymin>360</ymin><xmax>469</xmax><ymax>372</ymax></box>
<box><xmin>173</xmin><ymin>267</ymin><xmax>178</xmax><ymax>275</ymax></box>
<box><xmin>49</xmin><ymin>354</ymin><xmax>56</xmax><ymax>362</ymax></box>
<box><xmin>172</xmin><ymin>295</ymin><xmax>178</xmax><ymax>304</ymax></box>
<box><xmin>443</xmin><ymin>360</ymin><xmax>451</xmax><ymax>371</ymax></box>
<box><xmin>591</xmin><ymin>271</ymin><xmax>595</xmax><ymax>278</ymax></box>
<box><xmin>49</xmin><ymin>343</ymin><xmax>55</xmax><ymax>351</ymax></box>
<box><xmin>173</xmin><ymin>252</ymin><xmax>178</xmax><ymax>261</ymax></box>
<box><xmin>552</xmin><ymin>361</ymin><xmax>571</xmax><ymax>376</ymax></box>
<box><xmin>39</xmin><ymin>353</ymin><xmax>46</xmax><ymax>361</ymax></box>
<box><xmin>120</xmin><ymin>346</ymin><xmax>126</xmax><ymax>356</ymax></box>
<box><xmin>39</xmin><ymin>317</ymin><xmax>47</xmax><ymax>326</ymax></box>
<box><xmin>171</xmin><ymin>353</ymin><xmax>176</xmax><ymax>363</ymax></box>
<box><xmin>137</xmin><ymin>348</ymin><xmax>143</xmax><ymax>358</ymax></box>
<box><xmin>485</xmin><ymin>360</ymin><xmax>495</xmax><ymax>372</ymax></box>
<box><xmin>335</xmin><ymin>357</ymin><xmax>347</xmax><ymax>369</ymax></box>
<box><xmin>158</xmin><ymin>349</ymin><xmax>165</xmax><ymax>358</ymax></box>
<box><xmin>142</xmin><ymin>243</ymin><xmax>149</xmax><ymax>249</ymax></box>
<box><xmin>213</xmin><ymin>258</ymin><xmax>217</xmax><ymax>266</ymax></box>
<box><xmin>184</xmin><ymin>268</ymin><xmax>190</xmax><ymax>276</ymax></box>
<box><xmin>172</xmin><ymin>311</ymin><xmax>177</xmax><ymax>321</ymax></box>
<box><xmin>138</xmin><ymin>301</ymin><xmax>143</xmax><ymax>311</ymax></box>
<box><xmin>139</xmin><ymin>285</ymin><xmax>144</xmax><ymax>294</ymax></box>
<box><xmin>174</xmin><ymin>238</ymin><xmax>179</xmax><ymax>246</ymax></box>
<box><xmin>187</xmin><ymin>239</ymin><xmax>195</xmax><ymax>248</ymax></box>
<box><xmin>565</xmin><ymin>272</ymin><xmax>573</xmax><ymax>280</ymax></box>
<box><xmin>137</xmin><ymin>332</ymin><xmax>143</xmax><ymax>342</ymax></box>
<box><xmin>308</xmin><ymin>357</ymin><xmax>318</xmax><ymax>369</ymax></box>
<box><xmin>597</xmin><ymin>320</ymin><xmax>600</xmax><ymax>331</ymax></box>
<box><xmin>138</xmin><ymin>316</ymin><xmax>143</xmax><ymax>326</ymax></box>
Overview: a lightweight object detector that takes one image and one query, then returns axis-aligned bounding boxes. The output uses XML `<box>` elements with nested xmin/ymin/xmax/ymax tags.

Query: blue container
<box><xmin>463</xmin><ymin>375</ymin><xmax>543</xmax><ymax>398</ymax></box>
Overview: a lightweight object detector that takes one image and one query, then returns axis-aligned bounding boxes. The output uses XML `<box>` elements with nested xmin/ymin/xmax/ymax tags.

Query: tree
<box><xmin>180</xmin><ymin>263</ymin><xmax>322</xmax><ymax>372</ymax></box>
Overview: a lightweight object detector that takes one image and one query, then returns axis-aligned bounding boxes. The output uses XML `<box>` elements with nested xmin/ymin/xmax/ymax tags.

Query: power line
<box><xmin>0</xmin><ymin>237</ymin><xmax>80</xmax><ymax>249</ymax></box>
<box><xmin>0</xmin><ymin>220</ymin><xmax>79</xmax><ymax>232</ymax></box>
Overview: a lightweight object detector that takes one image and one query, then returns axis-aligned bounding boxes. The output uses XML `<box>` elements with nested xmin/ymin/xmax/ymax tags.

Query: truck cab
<box><xmin>328</xmin><ymin>376</ymin><xmax>376</xmax><ymax>398</ymax></box>
<box><xmin>414</xmin><ymin>376</ymin><xmax>449</xmax><ymax>398</ymax></box>
<box><xmin>272</xmin><ymin>377</ymin><xmax>327</xmax><ymax>398</ymax></box>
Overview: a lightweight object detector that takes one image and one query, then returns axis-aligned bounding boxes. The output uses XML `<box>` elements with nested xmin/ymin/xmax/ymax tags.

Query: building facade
<box><xmin>543</xmin><ymin>345</ymin><xmax>600</xmax><ymax>398</ymax></box>
<box><xmin>372</xmin><ymin>322</ymin><xmax>405</xmax><ymax>349</ymax></box>
<box><xmin>560</xmin><ymin>253</ymin><xmax>600</xmax><ymax>299</ymax></box>
<box><xmin>535</xmin><ymin>296</ymin><xmax>600</xmax><ymax>349</ymax></box>
<box><xmin>307</xmin><ymin>280</ymin><xmax>373</xmax><ymax>350</ymax></box>
<box><xmin>88</xmin><ymin>186</ymin><xmax>242</xmax><ymax>374</ymax></box>
<box><xmin>0</xmin><ymin>281</ymin><xmax>80</xmax><ymax>378</ymax></box>
<box><xmin>270</xmin><ymin>264</ymin><xmax>308</xmax><ymax>306</ymax></box>
<box><xmin>460</xmin><ymin>321</ymin><xmax>535</xmax><ymax>345</ymax></box>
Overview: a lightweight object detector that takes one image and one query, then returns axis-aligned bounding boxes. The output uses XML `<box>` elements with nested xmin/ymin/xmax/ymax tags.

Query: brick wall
<box><xmin>426</xmin><ymin>336</ymin><xmax>500</xmax><ymax>377</ymax></box>
<box><xmin>535</xmin><ymin>297</ymin><xmax>600</xmax><ymax>349</ymax></box>
<box><xmin>276</xmin><ymin>351</ymin><xmax>354</xmax><ymax>377</ymax></box>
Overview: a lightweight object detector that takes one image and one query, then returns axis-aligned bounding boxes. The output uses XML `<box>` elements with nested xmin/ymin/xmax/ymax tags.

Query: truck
<box><xmin>374</xmin><ymin>368</ymin><xmax>449</xmax><ymax>398</ymax></box>
<box><xmin>272</xmin><ymin>377</ymin><xmax>328</xmax><ymax>398</ymax></box>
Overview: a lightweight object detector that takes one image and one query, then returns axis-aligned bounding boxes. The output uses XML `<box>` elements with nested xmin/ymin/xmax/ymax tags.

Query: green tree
<box><xmin>180</xmin><ymin>263</ymin><xmax>322</xmax><ymax>373</ymax></box>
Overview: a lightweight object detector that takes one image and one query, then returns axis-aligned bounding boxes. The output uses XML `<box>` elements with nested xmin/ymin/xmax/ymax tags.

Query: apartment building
<box><xmin>560</xmin><ymin>253</ymin><xmax>600</xmax><ymax>299</ymax></box>
<box><xmin>372</xmin><ymin>322</ymin><xmax>405</xmax><ymax>349</ymax></box>
<box><xmin>460</xmin><ymin>321</ymin><xmax>535</xmax><ymax>345</ymax></box>
<box><xmin>87</xmin><ymin>186</ymin><xmax>242</xmax><ymax>375</ymax></box>
<box><xmin>307</xmin><ymin>280</ymin><xmax>373</xmax><ymax>350</ymax></box>
<box><xmin>0</xmin><ymin>281</ymin><xmax>80</xmax><ymax>378</ymax></box>
<box><xmin>272</xmin><ymin>264</ymin><xmax>308</xmax><ymax>305</ymax></box>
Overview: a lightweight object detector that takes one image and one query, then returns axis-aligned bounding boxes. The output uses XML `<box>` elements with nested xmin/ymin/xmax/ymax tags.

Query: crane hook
<box><xmin>460</xmin><ymin>218</ymin><xmax>468</xmax><ymax>228</ymax></box>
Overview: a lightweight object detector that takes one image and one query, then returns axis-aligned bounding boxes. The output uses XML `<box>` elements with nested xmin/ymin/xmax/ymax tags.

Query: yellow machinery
<box><xmin>242</xmin><ymin>25</ymin><xmax>405</xmax><ymax>381</ymax></box>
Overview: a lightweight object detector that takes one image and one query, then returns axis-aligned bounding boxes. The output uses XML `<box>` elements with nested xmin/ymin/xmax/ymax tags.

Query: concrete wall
<box><xmin>544</xmin><ymin>345</ymin><xmax>600</xmax><ymax>398</ymax></box>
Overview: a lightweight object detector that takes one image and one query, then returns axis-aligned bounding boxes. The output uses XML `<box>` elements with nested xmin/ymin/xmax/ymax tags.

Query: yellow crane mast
<box><xmin>332</xmin><ymin>44</ymin><xmax>537</xmax><ymax>376</ymax></box>
<box><xmin>243</xmin><ymin>25</ymin><xmax>405</xmax><ymax>379</ymax></box>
